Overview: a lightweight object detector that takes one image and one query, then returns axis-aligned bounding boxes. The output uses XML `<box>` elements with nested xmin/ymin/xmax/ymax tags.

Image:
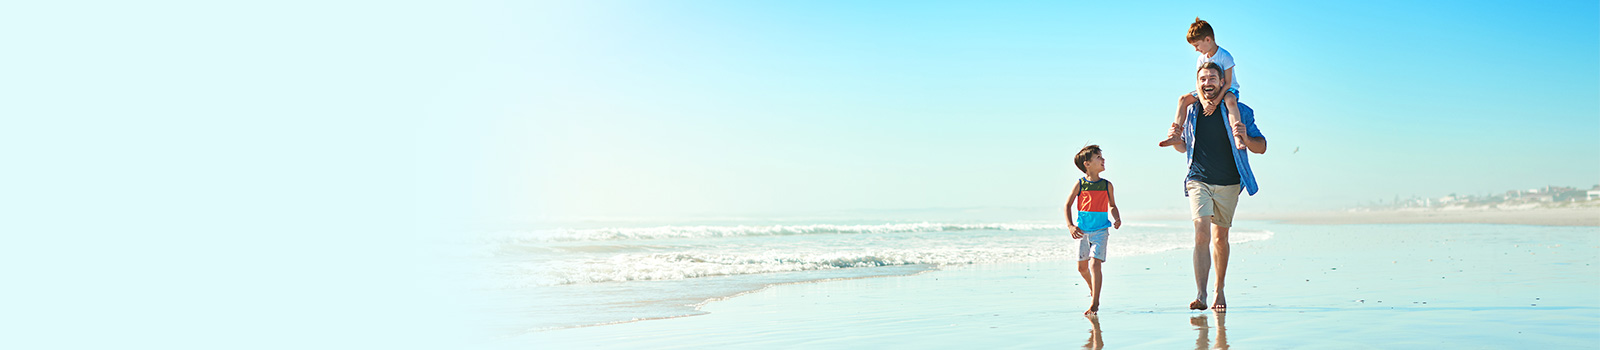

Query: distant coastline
<box><xmin>1258</xmin><ymin>206</ymin><xmax>1600</xmax><ymax>226</ymax></box>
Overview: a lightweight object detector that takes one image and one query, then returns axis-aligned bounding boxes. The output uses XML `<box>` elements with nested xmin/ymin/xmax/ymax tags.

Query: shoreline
<box><xmin>513</xmin><ymin>221</ymin><xmax>1600</xmax><ymax>348</ymax></box>
<box><xmin>1256</xmin><ymin>207</ymin><xmax>1599</xmax><ymax>226</ymax></box>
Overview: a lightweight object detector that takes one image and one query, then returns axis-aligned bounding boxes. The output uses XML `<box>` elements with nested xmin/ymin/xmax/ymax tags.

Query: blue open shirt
<box><xmin>1182</xmin><ymin>102</ymin><xmax>1264</xmax><ymax>196</ymax></box>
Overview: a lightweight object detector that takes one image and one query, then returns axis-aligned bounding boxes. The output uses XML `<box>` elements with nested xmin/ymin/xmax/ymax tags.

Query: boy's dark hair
<box><xmin>1187</xmin><ymin>18</ymin><xmax>1214</xmax><ymax>42</ymax></box>
<box><xmin>1198</xmin><ymin>62</ymin><xmax>1224</xmax><ymax>78</ymax></box>
<box><xmin>1074</xmin><ymin>145</ymin><xmax>1101</xmax><ymax>173</ymax></box>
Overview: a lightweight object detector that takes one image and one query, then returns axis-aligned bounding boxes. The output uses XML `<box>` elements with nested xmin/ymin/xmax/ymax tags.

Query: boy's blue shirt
<box><xmin>1182</xmin><ymin>102</ymin><xmax>1264</xmax><ymax>196</ymax></box>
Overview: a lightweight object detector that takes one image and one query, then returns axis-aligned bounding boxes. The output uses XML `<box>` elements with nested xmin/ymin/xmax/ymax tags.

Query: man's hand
<box><xmin>1231</xmin><ymin>120</ymin><xmax>1248</xmax><ymax>147</ymax></box>
<box><xmin>1070</xmin><ymin>226</ymin><xmax>1083</xmax><ymax>239</ymax></box>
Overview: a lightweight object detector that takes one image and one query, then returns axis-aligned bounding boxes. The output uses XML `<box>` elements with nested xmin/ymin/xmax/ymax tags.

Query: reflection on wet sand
<box><xmin>1082</xmin><ymin>315</ymin><xmax>1103</xmax><ymax>350</ymax></box>
<box><xmin>1191</xmin><ymin>313</ymin><xmax>1229</xmax><ymax>350</ymax></box>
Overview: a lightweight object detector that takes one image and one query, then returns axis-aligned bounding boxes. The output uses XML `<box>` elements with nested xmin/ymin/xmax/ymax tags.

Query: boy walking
<box><xmin>1064</xmin><ymin>145</ymin><xmax>1121</xmax><ymax>316</ymax></box>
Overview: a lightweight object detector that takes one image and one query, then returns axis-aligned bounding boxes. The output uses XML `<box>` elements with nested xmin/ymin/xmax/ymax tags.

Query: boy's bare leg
<box><xmin>1212</xmin><ymin>225</ymin><xmax>1231</xmax><ymax>312</ymax></box>
<box><xmin>1224</xmin><ymin>92</ymin><xmax>1244</xmax><ymax>150</ymax></box>
<box><xmin>1077</xmin><ymin>260</ymin><xmax>1093</xmax><ymax>296</ymax></box>
<box><xmin>1160</xmin><ymin>93</ymin><xmax>1198</xmax><ymax>146</ymax></box>
<box><xmin>1086</xmin><ymin>258</ymin><xmax>1103</xmax><ymax>315</ymax></box>
<box><xmin>1191</xmin><ymin>216</ymin><xmax>1213</xmax><ymax>310</ymax></box>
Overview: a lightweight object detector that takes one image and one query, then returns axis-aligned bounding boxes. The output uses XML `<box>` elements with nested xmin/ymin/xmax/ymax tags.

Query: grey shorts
<box><xmin>1077</xmin><ymin>228</ymin><xmax>1109</xmax><ymax>262</ymax></box>
<box><xmin>1187</xmin><ymin>180</ymin><xmax>1242</xmax><ymax>228</ymax></box>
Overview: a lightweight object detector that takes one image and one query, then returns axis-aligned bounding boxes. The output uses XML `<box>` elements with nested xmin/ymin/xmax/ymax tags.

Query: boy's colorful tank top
<box><xmin>1075</xmin><ymin>178</ymin><xmax>1112</xmax><ymax>231</ymax></box>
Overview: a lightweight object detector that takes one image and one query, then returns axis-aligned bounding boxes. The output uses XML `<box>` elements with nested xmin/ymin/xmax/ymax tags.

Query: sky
<box><xmin>458</xmin><ymin>0</ymin><xmax>1600</xmax><ymax>220</ymax></box>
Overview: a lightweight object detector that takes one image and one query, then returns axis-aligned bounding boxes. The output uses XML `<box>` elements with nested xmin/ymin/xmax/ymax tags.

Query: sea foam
<box><xmin>500</xmin><ymin>222</ymin><xmax>1168</xmax><ymax>242</ymax></box>
<box><xmin>487</xmin><ymin>221</ymin><xmax>1269</xmax><ymax>288</ymax></box>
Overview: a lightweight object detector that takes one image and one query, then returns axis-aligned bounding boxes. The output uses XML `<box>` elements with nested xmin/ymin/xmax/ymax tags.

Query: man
<box><xmin>1162</xmin><ymin>62</ymin><xmax>1267</xmax><ymax>312</ymax></box>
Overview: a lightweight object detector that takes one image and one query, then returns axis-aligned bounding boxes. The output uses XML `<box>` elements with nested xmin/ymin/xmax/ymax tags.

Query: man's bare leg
<box><xmin>1077</xmin><ymin>259</ymin><xmax>1093</xmax><ymax>296</ymax></box>
<box><xmin>1212</xmin><ymin>225</ymin><xmax>1231</xmax><ymax>312</ymax></box>
<box><xmin>1086</xmin><ymin>258</ymin><xmax>1104</xmax><ymax>315</ymax></box>
<box><xmin>1191</xmin><ymin>216</ymin><xmax>1213</xmax><ymax>310</ymax></box>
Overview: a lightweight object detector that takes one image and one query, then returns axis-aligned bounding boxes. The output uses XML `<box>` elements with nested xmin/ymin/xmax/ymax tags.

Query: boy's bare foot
<box><xmin>1233</xmin><ymin>135</ymin><xmax>1247</xmax><ymax>150</ymax></box>
<box><xmin>1213</xmin><ymin>294</ymin><xmax>1227</xmax><ymax>313</ymax></box>
<box><xmin>1189</xmin><ymin>299</ymin><xmax>1208</xmax><ymax>310</ymax></box>
<box><xmin>1159</xmin><ymin>123</ymin><xmax>1184</xmax><ymax>147</ymax></box>
<box><xmin>1158</xmin><ymin>135</ymin><xmax>1182</xmax><ymax>147</ymax></box>
<box><xmin>1085</xmin><ymin>302</ymin><xmax>1099</xmax><ymax>316</ymax></box>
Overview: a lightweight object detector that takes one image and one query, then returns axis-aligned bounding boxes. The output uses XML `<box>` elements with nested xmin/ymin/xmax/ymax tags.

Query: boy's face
<box><xmin>1084</xmin><ymin>153</ymin><xmax>1106</xmax><ymax>173</ymax></box>
<box><xmin>1189</xmin><ymin>37</ymin><xmax>1216</xmax><ymax>54</ymax></box>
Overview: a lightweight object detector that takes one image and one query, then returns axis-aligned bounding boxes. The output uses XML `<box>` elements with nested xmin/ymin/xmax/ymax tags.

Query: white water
<box><xmin>479</xmin><ymin>219</ymin><xmax>1273</xmax><ymax>331</ymax></box>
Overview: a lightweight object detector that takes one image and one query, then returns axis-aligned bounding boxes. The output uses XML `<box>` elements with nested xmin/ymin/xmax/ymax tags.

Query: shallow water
<box><xmin>510</xmin><ymin>221</ymin><xmax>1600</xmax><ymax>348</ymax></box>
<box><xmin>478</xmin><ymin>217</ymin><xmax>1271</xmax><ymax>331</ymax></box>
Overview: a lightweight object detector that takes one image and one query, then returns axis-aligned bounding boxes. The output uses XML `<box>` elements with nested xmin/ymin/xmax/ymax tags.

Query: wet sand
<box><xmin>1260</xmin><ymin>207</ymin><xmax>1600</xmax><ymax>226</ymax></box>
<box><xmin>511</xmin><ymin>221</ymin><xmax>1600</xmax><ymax>348</ymax></box>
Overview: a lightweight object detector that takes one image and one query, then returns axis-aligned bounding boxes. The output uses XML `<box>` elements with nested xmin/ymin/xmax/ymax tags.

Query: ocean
<box><xmin>501</xmin><ymin>219</ymin><xmax>1600</xmax><ymax>348</ymax></box>
<box><xmin>476</xmin><ymin>211</ymin><xmax>1274</xmax><ymax>333</ymax></box>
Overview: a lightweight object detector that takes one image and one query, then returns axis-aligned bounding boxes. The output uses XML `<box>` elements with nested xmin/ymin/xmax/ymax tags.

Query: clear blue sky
<box><xmin>460</xmin><ymin>1</ymin><xmax>1599</xmax><ymax>219</ymax></box>
<box><xmin>449</xmin><ymin>0</ymin><xmax>1600</xmax><ymax>219</ymax></box>
<box><xmin>10</xmin><ymin>1</ymin><xmax>1592</xmax><ymax>221</ymax></box>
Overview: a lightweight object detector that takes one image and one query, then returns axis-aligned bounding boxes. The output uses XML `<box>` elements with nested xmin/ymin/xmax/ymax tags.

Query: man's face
<box><xmin>1196</xmin><ymin>68</ymin><xmax>1222</xmax><ymax>101</ymax></box>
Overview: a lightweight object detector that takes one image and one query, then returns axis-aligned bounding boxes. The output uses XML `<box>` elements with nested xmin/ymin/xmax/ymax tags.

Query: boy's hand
<box><xmin>1070</xmin><ymin>226</ymin><xmax>1083</xmax><ymax>239</ymax></box>
<box><xmin>1113</xmin><ymin>219</ymin><xmax>1121</xmax><ymax>229</ymax></box>
<box><xmin>1201</xmin><ymin>92</ymin><xmax>1226</xmax><ymax>115</ymax></box>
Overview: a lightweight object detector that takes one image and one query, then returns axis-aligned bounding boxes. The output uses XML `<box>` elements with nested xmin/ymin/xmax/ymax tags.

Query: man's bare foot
<box><xmin>1189</xmin><ymin>299</ymin><xmax>1208</xmax><ymax>310</ymax></box>
<box><xmin>1085</xmin><ymin>302</ymin><xmax>1099</xmax><ymax>316</ymax></box>
<box><xmin>1213</xmin><ymin>293</ymin><xmax>1227</xmax><ymax>313</ymax></box>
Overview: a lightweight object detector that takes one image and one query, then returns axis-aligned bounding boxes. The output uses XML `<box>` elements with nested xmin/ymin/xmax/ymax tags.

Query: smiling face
<box><xmin>1197</xmin><ymin>66</ymin><xmax>1223</xmax><ymax>102</ymax></box>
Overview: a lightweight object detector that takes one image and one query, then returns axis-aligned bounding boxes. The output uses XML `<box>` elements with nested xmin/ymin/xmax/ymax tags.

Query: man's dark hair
<box><xmin>1197</xmin><ymin>62</ymin><xmax>1224</xmax><ymax>79</ymax></box>
<box><xmin>1074</xmin><ymin>145</ymin><xmax>1101</xmax><ymax>173</ymax></box>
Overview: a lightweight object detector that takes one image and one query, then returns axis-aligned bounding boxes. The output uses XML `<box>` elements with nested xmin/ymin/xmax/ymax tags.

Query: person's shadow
<box><xmin>1190</xmin><ymin>313</ymin><xmax>1229</xmax><ymax>350</ymax></box>
<box><xmin>1082</xmin><ymin>315</ymin><xmax>1104</xmax><ymax>350</ymax></box>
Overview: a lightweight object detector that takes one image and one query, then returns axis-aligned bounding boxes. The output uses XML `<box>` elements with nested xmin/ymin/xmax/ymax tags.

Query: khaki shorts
<box><xmin>1187</xmin><ymin>180</ymin><xmax>1242</xmax><ymax>228</ymax></box>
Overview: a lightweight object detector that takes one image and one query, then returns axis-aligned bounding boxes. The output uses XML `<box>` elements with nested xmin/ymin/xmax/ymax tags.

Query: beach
<box><xmin>505</xmin><ymin>217</ymin><xmax>1600</xmax><ymax>348</ymax></box>
<box><xmin>1260</xmin><ymin>207</ymin><xmax>1600</xmax><ymax>227</ymax></box>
